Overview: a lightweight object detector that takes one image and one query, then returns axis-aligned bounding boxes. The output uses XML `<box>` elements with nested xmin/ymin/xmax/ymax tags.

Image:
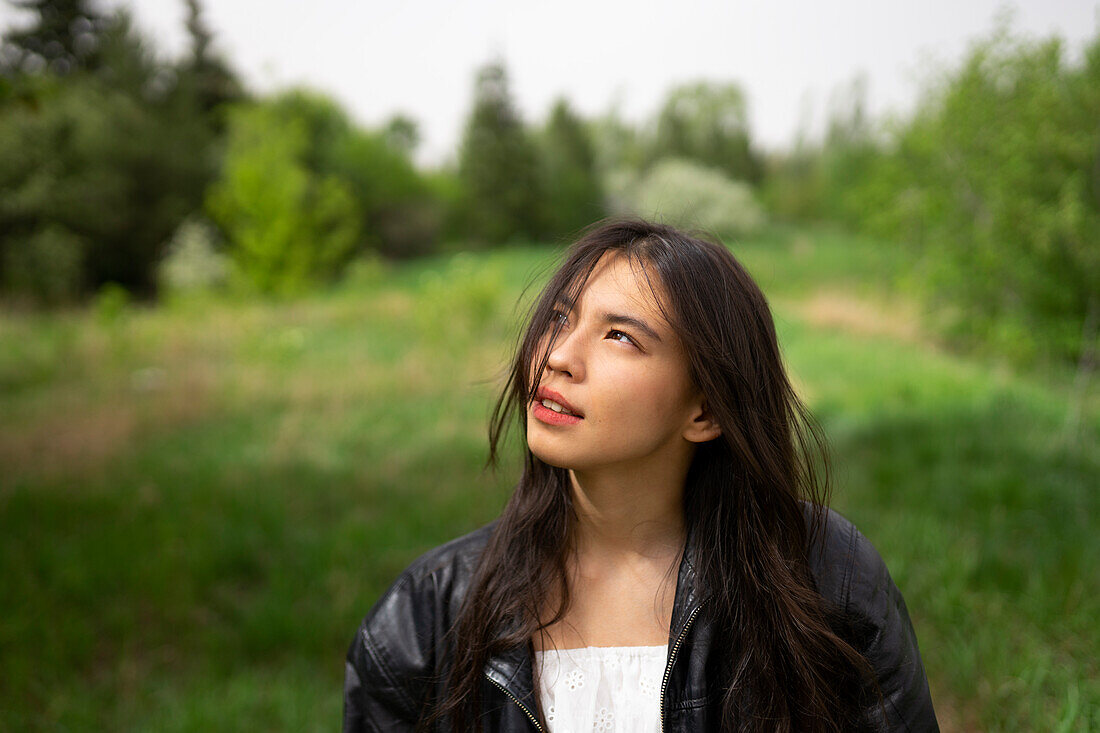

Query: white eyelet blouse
<box><xmin>533</xmin><ymin>644</ymin><xmax>667</xmax><ymax>732</ymax></box>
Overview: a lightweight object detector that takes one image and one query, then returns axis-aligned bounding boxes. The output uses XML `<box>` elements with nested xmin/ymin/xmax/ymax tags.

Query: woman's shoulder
<box><xmin>365</xmin><ymin>518</ymin><xmax>498</xmax><ymax>620</ymax></box>
<box><xmin>801</xmin><ymin>503</ymin><xmax>889</xmax><ymax>615</ymax></box>
<box><xmin>802</xmin><ymin>504</ymin><xmax>940</xmax><ymax>730</ymax></box>
<box><xmin>394</xmin><ymin>519</ymin><xmax>498</xmax><ymax>584</ymax></box>
<box><xmin>343</xmin><ymin>520</ymin><xmax>498</xmax><ymax>729</ymax></box>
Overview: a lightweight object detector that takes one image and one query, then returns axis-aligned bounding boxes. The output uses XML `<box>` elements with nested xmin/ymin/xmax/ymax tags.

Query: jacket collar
<box><xmin>482</xmin><ymin>522</ymin><xmax>705</xmax><ymax>716</ymax></box>
<box><xmin>670</xmin><ymin>519</ymin><xmax>705</xmax><ymax>638</ymax></box>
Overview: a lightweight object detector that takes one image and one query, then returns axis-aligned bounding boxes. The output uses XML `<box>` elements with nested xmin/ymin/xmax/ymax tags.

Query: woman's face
<box><xmin>526</xmin><ymin>251</ymin><xmax>713</xmax><ymax>473</ymax></box>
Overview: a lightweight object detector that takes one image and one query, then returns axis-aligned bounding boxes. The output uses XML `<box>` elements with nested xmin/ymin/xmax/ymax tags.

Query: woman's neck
<box><xmin>530</xmin><ymin>460</ymin><xmax>692</xmax><ymax>651</ymax></box>
<box><xmin>567</xmin><ymin>462</ymin><xmax>688</xmax><ymax>563</ymax></box>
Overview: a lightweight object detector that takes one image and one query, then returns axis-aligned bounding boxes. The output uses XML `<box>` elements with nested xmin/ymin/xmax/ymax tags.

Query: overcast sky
<box><xmin>4</xmin><ymin>1</ymin><xmax>1098</xmax><ymax>166</ymax></box>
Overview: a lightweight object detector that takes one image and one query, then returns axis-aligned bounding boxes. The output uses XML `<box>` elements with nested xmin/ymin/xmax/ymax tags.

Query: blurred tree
<box><xmin>456</xmin><ymin>58</ymin><xmax>544</xmax><ymax>245</ymax></box>
<box><xmin>650</xmin><ymin>81</ymin><xmax>763</xmax><ymax>184</ymax></box>
<box><xmin>176</xmin><ymin>0</ymin><xmax>243</xmax><ymax>126</ymax></box>
<box><xmin>870</xmin><ymin>20</ymin><xmax>1100</xmax><ymax>367</ymax></box>
<box><xmin>818</xmin><ymin>73</ymin><xmax>887</xmax><ymax>228</ymax></box>
<box><xmin>260</xmin><ymin>90</ymin><xmax>441</xmax><ymax>258</ymax></box>
<box><xmin>778</xmin><ymin>17</ymin><xmax>1100</xmax><ymax>367</ymax></box>
<box><xmin>335</xmin><ymin>124</ymin><xmax>441</xmax><ymax>258</ymax></box>
<box><xmin>758</xmin><ymin>145</ymin><xmax>825</xmax><ymax>224</ymax></box>
<box><xmin>587</xmin><ymin>103</ymin><xmax>646</xmax><ymax>177</ymax></box>
<box><xmin>538</xmin><ymin>97</ymin><xmax>605</xmax><ymax>239</ymax></box>
<box><xmin>207</xmin><ymin>88</ymin><xmax>442</xmax><ymax>279</ymax></box>
<box><xmin>0</xmin><ymin>0</ymin><xmax>110</xmax><ymax>76</ymax></box>
<box><xmin>383</xmin><ymin>113</ymin><xmax>419</xmax><ymax>156</ymax></box>
<box><xmin>205</xmin><ymin>93</ymin><xmax>360</xmax><ymax>295</ymax></box>
<box><xmin>91</xmin><ymin>9</ymin><xmax>165</xmax><ymax>98</ymax></box>
<box><xmin>423</xmin><ymin>164</ymin><xmax>465</xmax><ymax>246</ymax></box>
<box><xmin>0</xmin><ymin>9</ymin><xmax>215</xmax><ymax>303</ymax></box>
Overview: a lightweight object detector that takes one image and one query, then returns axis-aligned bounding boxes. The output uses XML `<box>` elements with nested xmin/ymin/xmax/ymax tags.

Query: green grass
<box><xmin>1</xmin><ymin>225</ymin><xmax>1096</xmax><ymax>731</ymax></box>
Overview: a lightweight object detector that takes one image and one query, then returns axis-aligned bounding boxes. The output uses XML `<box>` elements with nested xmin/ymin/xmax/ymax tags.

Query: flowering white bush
<box><xmin>610</xmin><ymin>158</ymin><xmax>766</xmax><ymax>237</ymax></box>
<box><xmin>157</xmin><ymin>217</ymin><xmax>229</xmax><ymax>294</ymax></box>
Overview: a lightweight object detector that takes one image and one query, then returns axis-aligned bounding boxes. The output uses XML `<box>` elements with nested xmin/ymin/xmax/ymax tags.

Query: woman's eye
<box><xmin>607</xmin><ymin>329</ymin><xmax>636</xmax><ymax>346</ymax></box>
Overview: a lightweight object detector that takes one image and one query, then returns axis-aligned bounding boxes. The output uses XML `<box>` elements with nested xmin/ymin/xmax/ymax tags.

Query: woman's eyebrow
<box><xmin>553</xmin><ymin>295</ymin><xmax>663</xmax><ymax>343</ymax></box>
<box><xmin>603</xmin><ymin>312</ymin><xmax>663</xmax><ymax>343</ymax></box>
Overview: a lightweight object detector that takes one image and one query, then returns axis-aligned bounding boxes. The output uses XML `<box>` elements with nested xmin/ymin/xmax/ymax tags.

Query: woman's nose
<box><xmin>545</xmin><ymin>328</ymin><xmax>583</xmax><ymax>381</ymax></box>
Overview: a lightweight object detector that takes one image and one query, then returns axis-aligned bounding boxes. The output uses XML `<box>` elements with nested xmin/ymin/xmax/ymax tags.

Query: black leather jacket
<box><xmin>344</xmin><ymin>507</ymin><xmax>939</xmax><ymax>731</ymax></box>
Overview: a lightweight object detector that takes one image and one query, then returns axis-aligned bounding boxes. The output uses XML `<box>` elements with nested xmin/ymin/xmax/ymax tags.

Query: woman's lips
<box><xmin>531</xmin><ymin>399</ymin><xmax>583</xmax><ymax>425</ymax></box>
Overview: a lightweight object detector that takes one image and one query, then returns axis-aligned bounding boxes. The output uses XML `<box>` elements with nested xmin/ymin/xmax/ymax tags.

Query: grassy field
<box><xmin>1</xmin><ymin>224</ymin><xmax>1096</xmax><ymax>731</ymax></box>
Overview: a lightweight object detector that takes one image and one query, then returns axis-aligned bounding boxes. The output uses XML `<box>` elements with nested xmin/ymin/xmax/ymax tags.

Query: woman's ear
<box><xmin>684</xmin><ymin>398</ymin><xmax>722</xmax><ymax>443</ymax></box>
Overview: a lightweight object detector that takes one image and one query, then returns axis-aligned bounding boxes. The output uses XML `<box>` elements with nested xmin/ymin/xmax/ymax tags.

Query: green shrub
<box><xmin>1</xmin><ymin>224</ymin><xmax>86</xmax><ymax>305</ymax></box>
<box><xmin>205</xmin><ymin>98</ymin><xmax>360</xmax><ymax>296</ymax></box>
<box><xmin>338</xmin><ymin>253</ymin><xmax>391</xmax><ymax>292</ymax></box>
<box><xmin>93</xmin><ymin>281</ymin><xmax>130</xmax><ymax>324</ymax></box>
<box><xmin>413</xmin><ymin>252</ymin><xmax>512</xmax><ymax>343</ymax></box>
<box><xmin>896</xmin><ymin>25</ymin><xmax>1100</xmax><ymax>366</ymax></box>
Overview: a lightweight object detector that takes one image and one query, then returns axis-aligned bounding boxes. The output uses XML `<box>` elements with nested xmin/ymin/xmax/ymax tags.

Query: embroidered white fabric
<box><xmin>533</xmin><ymin>644</ymin><xmax>667</xmax><ymax>732</ymax></box>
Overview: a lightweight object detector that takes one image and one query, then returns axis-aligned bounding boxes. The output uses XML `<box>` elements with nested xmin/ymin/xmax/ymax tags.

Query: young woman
<box><xmin>344</xmin><ymin>219</ymin><xmax>938</xmax><ymax>732</ymax></box>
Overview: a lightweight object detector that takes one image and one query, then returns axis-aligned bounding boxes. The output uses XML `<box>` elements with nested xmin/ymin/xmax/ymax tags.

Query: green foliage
<box><xmin>537</xmin><ymin>98</ymin><xmax>606</xmax><ymax>240</ymax></box>
<box><xmin>815</xmin><ymin>74</ymin><xmax>892</xmax><ymax>230</ymax></box>
<box><xmin>331</xmin><ymin>120</ymin><xmax>441</xmax><ymax>259</ymax></box>
<box><xmin>423</xmin><ymin>167</ymin><xmax>466</xmax><ymax>246</ymax></box>
<box><xmin>888</xmin><ymin>23</ymin><xmax>1100</xmax><ymax>366</ymax></box>
<box><xmin>412</xmin><ymin>251</ymin><xmax>514</xmax><ymax>343</ymax></box>
<box><xmin>0</xmin><ymin>9</ymin><xmax>220</xmax><ymax>302</ymax></box>
<box><xmin>586</xmin><ymin>104</ymin><xmax>647</xmax><ymax>178</ymax></box>
<box><xmin>456</xmin><ymin>59</ymin><xmax>544</xmax><ymax>246</ymax></box>
<box><xmin>92</xmin><ymin>280</ymin><xmax>129</xmax><ymax>324</ymax></box>
<box><xmin>759</xmin><ymin>74</ymin><xmax>881</xmax><ymax>227</ymax></box>
<box><xmin>650</xmin><ymin>81</ymin><xmax>763</xmax><ymax>184</ymax></box>
<box><xmin>205</xmin><ymin>95</ymin><xmax>360</xmax><ymax>296</ymax></box>
<box><xmin>177</xmin><ymin>0</ymin><xmax>244</xmax><ymax>123</ymax></box>
<box><xmin>382</xmin><ymin>113</ymin><xmax>419</xmax><ymax>156</ymax></box>
<box><xmin>612</xmin><ymin>158</ymin><xmax>767</xmax><ymax>238</ymax></box>
<box><xmin>0</xmin><ymin>0</ymin><xmax>111</xmax><ymax>75</ymax></box>
<box><xmin>207</xmin><ymin>88</ymin><xmax>443</xmax><ymax>281</ymax></box>
<box><xmin>0</xmin><ymin>222</ymin><xmax>86</xmax><ymax>304</ymax></box>
<box><xmin>763</xmin><ymin>18</ymin><xmax>1100</xmax><ymax>368</ymax></box>
<box><xmin>758</xmin><ymin>146</ymin><xmax>826</xmax><ymax>224</ymax></box>
<box><xmin>338</xmin><ymin>252</ymin><xmax>390</xmax><ymax>291</ymax></box>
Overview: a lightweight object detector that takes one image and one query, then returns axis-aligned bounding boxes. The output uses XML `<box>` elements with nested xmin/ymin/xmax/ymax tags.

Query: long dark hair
<box><xmin>427</xmin><ymin>218</ymin><xmax>880</xmax><ymax>732</ymax></box>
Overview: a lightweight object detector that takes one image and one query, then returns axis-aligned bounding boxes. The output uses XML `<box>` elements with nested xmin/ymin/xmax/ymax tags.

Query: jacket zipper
<box><xmin>660</xmin><ymin>599</ymin><xmax>707</xmax><ymax>733</ymax></box>
<box><xmin>485</xmin><ymin>672</ymin><xmax>545</xmax><ymax>731</ymax></box>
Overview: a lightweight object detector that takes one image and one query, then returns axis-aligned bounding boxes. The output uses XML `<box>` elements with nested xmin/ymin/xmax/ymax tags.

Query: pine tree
<box><xmin>178</xmin><ymin>0</ymin><xmax>242</xmax><ymax>119</ymax></box>
<box><xmin>0</xmin><ymin>7</ymin><xmax>216</xmax><ymax>301</ymax></box>
<box><xmin>1</xmin><ymin>0</ymin><xmax>110</xmax><ymax>75</ymax></box>
<box><xmin>652</xmin><ymin>81</ymin><xmax>763</xmax><ymax>184</ymax></box>
<box><xmin>540</xmin><ymin>97</ymin><xmax>605</xmax><ymax>239</ymax></box>
<box><xmin>456</xmin><ymin>59</ymin><xmax>544</xmax><ymax>245</ymax></box>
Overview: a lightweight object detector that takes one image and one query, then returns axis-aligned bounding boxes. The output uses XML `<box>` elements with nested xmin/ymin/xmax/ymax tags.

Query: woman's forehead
<box><xmin>566</xmin><ymin>251</ymin><xmax>671</xmax><ymax>324</ymax></box>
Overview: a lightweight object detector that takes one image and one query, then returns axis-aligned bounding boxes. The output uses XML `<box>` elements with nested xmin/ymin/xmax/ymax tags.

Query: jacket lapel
<box><xmin>668</xmin><ymin>520</ymin><xmax>704</xmax><ymax>643</ymax></box>
<box><xmin>484</xmin><ymin>637</ymin><xmax>542</xmax><ymax>728</ymax></box>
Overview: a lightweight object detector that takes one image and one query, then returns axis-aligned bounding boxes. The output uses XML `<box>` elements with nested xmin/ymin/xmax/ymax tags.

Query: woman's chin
<box><xmin>526</xmin><ymin>437</ymin><xmax>579</xmax><ymax>471</ymax></box>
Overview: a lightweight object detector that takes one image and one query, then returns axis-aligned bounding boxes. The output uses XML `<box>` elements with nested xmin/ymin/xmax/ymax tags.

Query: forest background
<box><xmin>0</xmin><ymin>1</ymin><xmax>1097</xmax><ymax>730</ymax></box>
